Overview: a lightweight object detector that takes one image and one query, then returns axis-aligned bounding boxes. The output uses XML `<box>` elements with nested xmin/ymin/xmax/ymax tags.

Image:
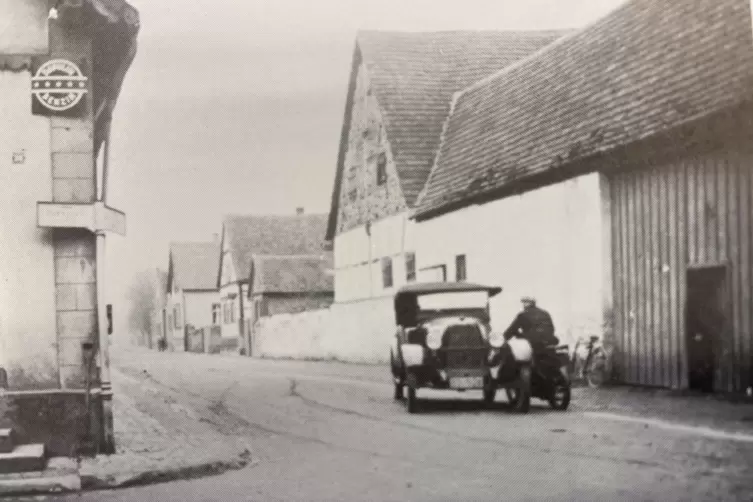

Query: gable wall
<box><xmin>336</xmin><ymin>62</ymin><xmax>407</xmax><ymax>236</ymax></box>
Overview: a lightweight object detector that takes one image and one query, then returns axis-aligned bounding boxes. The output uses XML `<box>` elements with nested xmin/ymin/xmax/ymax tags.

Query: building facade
<box><xmin>413</xmin><ymin>0</ymin><xmax>753</xmax><ymax>393</ymax></box>
<box><xmin>218</xmin><ymin>212</ymin><xmax>328</xmax><ymax>354</ymax></box>
<box><xmin>0</xmin><ymin>0</ymin><xmax>138</xmax><ymax>455</ymax></box>
<box><xmin>165</xmin><ymin>241</ymin><xmax>221</xmax><ymax>352</ymax></box>
<box><xmin>325</xmin><ymin>30</ymin><xmax>566</xmax><ymax>361</ymax></box>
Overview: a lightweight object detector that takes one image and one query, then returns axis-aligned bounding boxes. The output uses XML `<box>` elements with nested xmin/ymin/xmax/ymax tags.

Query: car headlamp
<box><xmin>426</xmin><ymin>326</ymin><xmax>443</xmax><ymax>350</ymax></box>
<box><xmin>489</xmin><ymin>331</ymin><xmax>505</xmax><ymax>348</ymax></box>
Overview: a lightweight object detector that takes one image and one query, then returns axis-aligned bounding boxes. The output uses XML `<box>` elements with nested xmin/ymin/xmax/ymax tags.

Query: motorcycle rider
<box><xmin>503</xmin><ymin>295</ymin><xmax>559</xmax><ymax>356</ymax></box>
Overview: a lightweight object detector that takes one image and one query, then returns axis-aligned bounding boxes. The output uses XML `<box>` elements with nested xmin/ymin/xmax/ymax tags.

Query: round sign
<box><xmin>31</xmin><ymin>59</ymin><xmax>88</xmax><ymax>112</ymax></box>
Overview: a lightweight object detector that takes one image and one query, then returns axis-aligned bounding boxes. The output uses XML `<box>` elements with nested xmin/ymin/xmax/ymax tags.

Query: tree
<box><xmin>127</xmin><ymin>268</ymin><xmax>165</xmax><ymax>346</ymax></box>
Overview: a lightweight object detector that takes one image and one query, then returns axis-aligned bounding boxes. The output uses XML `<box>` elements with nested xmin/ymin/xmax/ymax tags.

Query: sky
<box><xmin>106</xmin><ymin>0</ymin><xmax>627</xmax><ymax>331</ymax></box>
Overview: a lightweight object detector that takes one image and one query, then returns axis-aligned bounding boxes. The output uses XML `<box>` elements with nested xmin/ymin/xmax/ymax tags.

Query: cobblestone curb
<box><xmin>80</xmin><ymin>448</ymin><xmax>252</xmax><ymax>490</ymax></box>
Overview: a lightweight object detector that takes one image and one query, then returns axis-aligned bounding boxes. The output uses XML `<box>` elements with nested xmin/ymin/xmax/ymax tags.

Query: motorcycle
<box><xmin>500</xmin><ymin>337</ymin><xmax>571</xmax><ymax>411</ymax></box>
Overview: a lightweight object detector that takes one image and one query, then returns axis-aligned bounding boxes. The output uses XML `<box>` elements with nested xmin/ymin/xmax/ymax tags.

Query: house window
<box><xmin>381</xmin><ymin>257</ymin><xmax>393</xmax><ymax>289</ymax></box>
<box><xmin>230</xmin><ymin>301</ymin><xmax>236</xmax><ymax>323</ymax></box>
<box><xmin>223</xmin><ymin>302</ymin><xmax>231</xmax><ymax>324</ymax></box>
<box><xmin>420</xmin><ymin>265</ymin><xmax>447</xmax><ymax>282</ymax></box>
<box><xmin>173</xmin><ymin>305</ymin><xmax>182</xmax><ymax>329</ymax></box>
<box><xmin>211</xmin><ymin>303</ymin><xmax>221</xmax><ymax>325</ymax></box>
<box><xmin>456</xmin><ymin>254</ymin><xmax>467</xmax><ymax>282</ymax></box>
<box><xmin>405</xmin><ymin>252</ymin><xmax>416</xmax><ymax>283</ymax></box>
<box><xmin>376</xmin><ymin>152</ymin><xmax>387</xmax><ymax>185</ymax></box>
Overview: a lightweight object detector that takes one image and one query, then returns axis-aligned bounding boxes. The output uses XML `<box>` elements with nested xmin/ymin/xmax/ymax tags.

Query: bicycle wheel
<box><xmin>586</xmin><ymin>349</ymin><xmax>607</xmax><ymax>388</ymax></box>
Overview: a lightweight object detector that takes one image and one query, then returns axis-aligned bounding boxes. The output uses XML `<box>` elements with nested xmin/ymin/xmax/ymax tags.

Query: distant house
<box><xmin>247</xmin><ymin>254</ymin><xmax>334</xmax><ymax>353</ymax></box>
<box><xmin>217</xmin><ymin>210</ymin><xmax>328</xmax><ymax>353</ymax></box>
<box><xmin>165</xmin><ymin>240</ymin><xmax>221</xmax><ymax>351</ymax></box>
<box><xmin>323</xmin><ymin>30</ymin><xmax>567</xmax><ymax>359</ymax></box>
<box><xmin>413</xmin><ymin>0</ymin><xmax>753</xmax><ymax>393</ymax></box>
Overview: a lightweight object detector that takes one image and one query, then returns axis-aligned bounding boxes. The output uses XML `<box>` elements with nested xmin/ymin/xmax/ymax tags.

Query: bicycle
<box><xmin>569</xmin><ymin>335</ymin><xmax>608</xmax><ymax>388</ymax></box>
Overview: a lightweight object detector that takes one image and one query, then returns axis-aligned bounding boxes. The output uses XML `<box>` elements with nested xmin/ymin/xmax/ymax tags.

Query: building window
<box><xmin>381</xmin><ymin>257</ymin><xmax>393</xmax><ymax>289</ymax></box>
<box><xmin>173</xmin><ymin>305</ymin><xmax>182</xmax><ymax>329</ymax></box>
<box><xmin>405</xmin><ymin>252</ymin><xmax>416</xmax><ymax>283</ymax></box>
<box><xmin>212</xmin><ymin>303</ymin><xmax>221</xmax><ymax>325</ymax></box>
<box><xmin>420</xmin><ymin>264</ymin><xmax>447</xmax><ymax>282</ymax></box>
<box><xmin>455</xmin><ymin>254</ymin><xmax>467</xmax><ymax>282</ymax></box>
<box><xmin>376</xmin><ymin>152</ymin><xmax>387</xmax><ymax>185</ymax></box>
<box><xmin>223</xmin><ymin>302</ymin><xmax>231</xmax><ymax>324</ymax></box>
<box><xmin>230</xmin><ymin>301</ymin><xmax>236</xmax><ymax>323</ymax></box>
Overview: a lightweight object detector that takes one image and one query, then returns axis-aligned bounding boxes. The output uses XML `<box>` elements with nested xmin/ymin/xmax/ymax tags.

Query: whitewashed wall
<box><xmin>184</xmin><ymin>290</ymin><xmax>220</xmax><ymax>328</ymax></box>
<box><xmin>0</xmin><ymin>0</ymin><xmax>48</xmax><ymax>54</ymax></box>
<box><xmin>253</xmin><ymin>297</ymin><xmax>394</xmax><ymax>364</ymax></box>
<box><xmin>415</xmin><ymin>173</ymin><xmax>610</xmax><ymax>348</ymax></box>
<box><xmin>333</xmin><ymin>211</ymin><xmax>416</xmax><ymax>302</ymax></box>
<box><xmin>0</xmin><ymin>68</ymin><xmax>59</xmax><ymax>387</ymax></box>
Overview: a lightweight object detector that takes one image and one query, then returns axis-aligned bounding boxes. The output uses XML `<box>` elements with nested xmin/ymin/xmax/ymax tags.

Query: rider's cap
<box><xmin>520</xmin><ymin>295</ymin><xmax>536</xmax><ymax>303</ymax></box>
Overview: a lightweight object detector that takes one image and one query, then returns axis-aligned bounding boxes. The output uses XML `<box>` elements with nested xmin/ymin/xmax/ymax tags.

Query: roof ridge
<box><xmin>454</xmin><ymin>4</ymin><xmax>626</xmax><ymax>100</ymax></box>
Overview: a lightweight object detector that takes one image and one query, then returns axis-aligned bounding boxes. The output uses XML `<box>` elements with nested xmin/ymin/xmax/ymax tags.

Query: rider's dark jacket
<box><xmin>503</xmin><ymin>305</ymin><xmax>558</xmax><ymax>347</ymax></box>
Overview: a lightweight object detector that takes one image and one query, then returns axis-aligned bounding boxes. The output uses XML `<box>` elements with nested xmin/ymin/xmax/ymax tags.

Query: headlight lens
<box><xmin>489</xmin><ymin>332</ymin><xmax>504</xmax><ymax>348</ymax></box>
<box><xmin>426</xmin><ymin>326</ymin><xmax>443</xmax><ymax>350</ymax></box>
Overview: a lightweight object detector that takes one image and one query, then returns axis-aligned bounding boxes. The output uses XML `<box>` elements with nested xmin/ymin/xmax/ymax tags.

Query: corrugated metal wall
<box><xmin>610</xmin><ymin>147</ymin><xmax>752</xmax><ymax>392</ymax></box>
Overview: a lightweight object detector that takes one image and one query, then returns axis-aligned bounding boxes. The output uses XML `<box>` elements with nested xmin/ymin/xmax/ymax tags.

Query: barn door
<box><xmin>686</xmin><ymin>265</ymin><xmax>728</xmax><ymax>392</ymax></box>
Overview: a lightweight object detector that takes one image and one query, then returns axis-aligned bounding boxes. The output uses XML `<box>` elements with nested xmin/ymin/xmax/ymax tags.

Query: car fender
<box><xmin>400</xmin><ymin>344</ymin><xmax>424</xmax><ymax>367</ymax></box>
<box><xmin>507</xmin><ymin>338</ymin><xmax>533</xmax><ymax>363</ymax></box>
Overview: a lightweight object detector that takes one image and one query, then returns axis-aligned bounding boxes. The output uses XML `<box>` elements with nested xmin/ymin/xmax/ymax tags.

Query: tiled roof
<box><xmin>223</xmin><ymin>214</ymin><xmax>328</xmax><ymax>282</ymax></box>
<box><xmin>250</xmin><ymin>254</ymin><xmax>334</xmax><ymax>294</ymax></box>
<box><xmin>415</xmin><ymin>0</ymin><xmax>753</xmax><ymax>219</ymax></box>
<box><xmin>169</xmin><ymin>242</ymin><xmax>220</xmax><ymax>291</ymax></box>
<box><xmin>325</xmin><ymin>29</ymin><xmax>567</xmax><ymax>240</ymax></box>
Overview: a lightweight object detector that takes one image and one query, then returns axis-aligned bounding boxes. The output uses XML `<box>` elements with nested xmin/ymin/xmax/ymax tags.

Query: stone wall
<box><xmin>336</xmin><ymin>62</ymin><xmax>407</xmax><ymax>235</ymax></box>
<box><xmin>252</xmin><ymin>296</ymin><xmax>395</xmax><ymax>364</ymax></box>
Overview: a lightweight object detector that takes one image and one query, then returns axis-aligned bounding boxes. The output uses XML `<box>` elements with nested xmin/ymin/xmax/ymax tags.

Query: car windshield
<box><xmin>416</xmin><ymin>291</ymin><xmax>488</xmax><ymax>311</ymax></box>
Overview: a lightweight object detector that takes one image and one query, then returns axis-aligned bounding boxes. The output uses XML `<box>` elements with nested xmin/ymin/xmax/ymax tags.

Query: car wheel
<box><xmin>483</xmin><ymin>377</ymin><xmax>497</xmax><ymax>405</ymax></box>
<box><xmin>548</xmin><ymin>368</ymin><xmax>571</xmax><ymax>411</ymax></box>
<box><xmin>406</xmin><ymin>372</ymin><xmax>419</xmax><ymax>414</ymax></box>
<box><xmin>394</xmin><ymin>380</ymin><xmax>404</xmax><ymax>400</ymax></box>
<box><xmin>509</xmin><ymin>366</ymin><xmax>531</xmax><ymax>413</ymax></box>
<box><xmin>406</xmin><ymin>385</ymin><xmax>418</xmax><ymax>413</ymax></box>
<box><xmin>483</xmin><ymin>386</ymin><xmax>497</xmax><ymax>405</ymax></box>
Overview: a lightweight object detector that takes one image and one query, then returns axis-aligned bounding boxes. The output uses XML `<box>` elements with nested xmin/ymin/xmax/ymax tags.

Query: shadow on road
<box><xmin>400</xmin><ymin>397</ymin><xmax>563</xmax><ymax>415</ymax></box>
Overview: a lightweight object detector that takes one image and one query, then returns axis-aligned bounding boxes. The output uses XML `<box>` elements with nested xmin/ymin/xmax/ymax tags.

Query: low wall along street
<box><xmin>252</xmin><ymin>297</ymin><xmax>395</xmax><ymax>364</ymax></box>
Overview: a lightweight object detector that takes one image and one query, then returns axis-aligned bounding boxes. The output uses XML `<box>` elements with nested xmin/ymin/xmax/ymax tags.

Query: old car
<box><xmin>389</xmin><ymin>282</ymin><xmax>541</xmax><ymax>414</ymax></box>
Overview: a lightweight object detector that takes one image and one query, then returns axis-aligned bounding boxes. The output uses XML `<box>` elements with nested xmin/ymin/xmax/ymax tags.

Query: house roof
<box><xmin>325</xmin><ymin>29</ymin><xmax>568</xmax><ymax>240</ymax></box>
<box><xmin>222</xmin><ymin>214</ymin><xmax>328</xmax><ymax>283</ymax></box>
<box><xmin>168</xmin><ymin>242</ymin><xmax>220</xmax><ymax>291</ymax></box>
<box><xmin>250</xmin><ymin>254</ymin><xmax>334</xmax><ymax>294</ymax></box>
<box><xmin>414</xmin><ymin>0</ymin><xmax>753</xmax><ymax>220</ymax></box>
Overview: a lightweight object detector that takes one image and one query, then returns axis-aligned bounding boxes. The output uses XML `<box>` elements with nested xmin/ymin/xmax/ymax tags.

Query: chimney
<box><xmin>296</xmin><ymin>207</ymin><xmax>304</xmax><ymax>215</ymax></box>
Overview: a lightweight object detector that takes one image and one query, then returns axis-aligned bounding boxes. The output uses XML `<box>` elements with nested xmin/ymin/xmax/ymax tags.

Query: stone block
<box><xmin>55</xmin><ymin>284</ymin><xmax>77</xmax><ymax>311</ymax></box>
<box><xmin>52</xmin><ymin>178</ymin><xmax>95</xmax><ymax>203</ymax></box>
<box><xmin>55</xmin><ymin>256</ymin><xmax>95</xmax><ymax>284</ymax></box>
<box><xmin>56</xmin><ymin>283</ymin><xmax>96</xmax><ymax>311</ymax></box>
<box><xmin>56</xmin><ymin>311</ymin><xmax>97</xmax><ymax>339</ymax></box>
<box><xmin>51</xmin><ymin>126</ymin><xmax>93</xmax><ymax>153</ymax></box>
<box><xmin>59</xmin><ymin>338</ymin><xmax>89</xmax><ymax>367</ymax></box>
<box><xmin>75</xmin><ymin>283</ymin><xmax>96</xmax><ymax>310</ymax></box>
<box><xmin>52</xmin><ymin>152</ymin><xmax>94</xmax><ymax>178</ymax></box>
<box><xmin>0</xmin><ymin>444</ymin><xmax>46</xmax><ymax>474</ymax></box>
<box><xmin>59</xmin><ymin>365</ymin><xmax>96</xmax><ymax>390</ymax></box>
<box><xmin>0</xmin><ymin>429</ymin><xmax>13</xmax><ymax>454</ymax></box>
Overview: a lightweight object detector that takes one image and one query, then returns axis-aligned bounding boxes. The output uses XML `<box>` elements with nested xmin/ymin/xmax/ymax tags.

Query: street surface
<box><xmin>53</xmin><ymin>349</ymin><xmax>753</xmax><ymax>501</ymax></box>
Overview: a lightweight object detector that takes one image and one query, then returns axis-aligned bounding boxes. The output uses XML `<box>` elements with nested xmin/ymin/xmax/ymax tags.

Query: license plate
<box><xmin>450</xmin><ymin>376</ymin><xmax>483</xmax><ymax>389</ymax></box>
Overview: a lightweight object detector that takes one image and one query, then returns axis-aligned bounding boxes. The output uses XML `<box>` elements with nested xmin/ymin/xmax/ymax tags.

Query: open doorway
<box><xmin>686</xmin><ymin>265</ymin><xmax>728</xmax><ymax>392</ymax></box>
